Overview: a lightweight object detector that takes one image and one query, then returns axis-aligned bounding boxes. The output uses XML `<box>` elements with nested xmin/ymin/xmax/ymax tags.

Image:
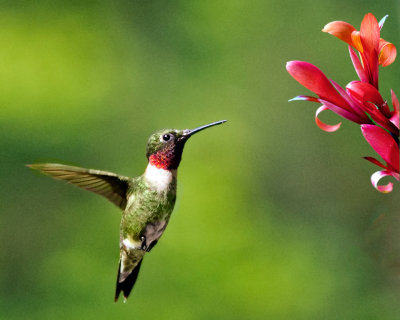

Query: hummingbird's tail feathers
<box><xmin>27</xmin><ymin>163</ymin><xmax>132</xmax><ymax>210</ymax></box>
<box><xmin>115</xmin><ymin>259</ymin><xmax>143</xmax><ymax>302</ymax></box>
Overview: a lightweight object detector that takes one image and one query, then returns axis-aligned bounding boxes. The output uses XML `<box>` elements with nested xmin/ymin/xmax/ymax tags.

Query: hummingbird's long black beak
<box><xmin>182</xmin><ymin>120</ymin><xmax>227</xmax><ymax>139</ymax></box>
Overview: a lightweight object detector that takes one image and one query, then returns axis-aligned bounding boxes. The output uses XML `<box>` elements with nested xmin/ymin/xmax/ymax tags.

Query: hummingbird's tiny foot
<box><xmin>140</xmin><ymin>236</ymin><xmax>147</xmax><ymax>251</ymax></box>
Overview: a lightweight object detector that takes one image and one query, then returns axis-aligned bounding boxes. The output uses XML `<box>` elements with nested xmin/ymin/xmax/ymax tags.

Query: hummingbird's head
<box><xmin>145</xmin><ymin>120</ymin><xmax>227</xmax><ymax>170</ymax></box>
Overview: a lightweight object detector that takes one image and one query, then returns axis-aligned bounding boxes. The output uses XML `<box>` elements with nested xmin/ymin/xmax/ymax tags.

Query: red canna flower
<box><xmin>361</xmin><ymin>124</ymin><xmax>399</xmax><ymax>193</ymax></box>
<box><xmin>286</xmin><ymin>13</ymin><xmax>399</xmax><ymax>192</ymax></box>
<box><xmin>322</xmin><ymin>13</ymin><xmax>396</xmax><ymax>89</ymax></box>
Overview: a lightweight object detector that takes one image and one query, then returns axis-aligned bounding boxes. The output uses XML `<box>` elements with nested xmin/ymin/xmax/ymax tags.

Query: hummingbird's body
<box><xmin>28</xmin><ymin>120</ymin><xmax>226</xmax><ymax>302</ymax></box>
<box><xmin>116</xmin><ymin>164</ymin><xmax>177</xmax><ymax>299</ymax></box>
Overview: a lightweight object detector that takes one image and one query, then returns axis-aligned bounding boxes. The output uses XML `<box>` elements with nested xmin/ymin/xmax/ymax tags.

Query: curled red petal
<box><xmin>286</xmin><ymin>61</ymin><xmax>348</xmax><ymax>110</ymax></box>
<box><xmin>361</xmin><ymin>124</ymin><xmax>399</xmax><ymax>172</ymax></box>
<box><xmin>371</xmin><ymin>170</ymin><xmax>397</xmax><ymax>193</ymax></box>
<box><xmin>315</xmin><ymin>105</ymin><xmax>342</xmax><ymax>132</ymax></box>
<box><xmin>322</xmin><ymin>21</ymin><xmax>356</xmax><ymax>46</ymax></box>
<box><xmin>379</xmin><ymin>40</ymin><xmax>396</xmax><ymax>66</ymax></box>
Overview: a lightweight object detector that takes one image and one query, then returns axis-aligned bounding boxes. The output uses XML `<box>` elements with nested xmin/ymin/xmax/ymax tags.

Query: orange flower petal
<box><xmin>360</xmin><ymin>13</ymin><xmax>380</xmax><ymax>54</ymax></box>
<box><xmin>322</xmin><ymin>21</ymin><xmax>356</xmax><ymax>46</ymax></box>
<box><xmin>350</xmin><ymin>31</ymin><xmax>363</xmax><ymax>53</ymax></box>
<box><xmin>378</xmin><ymin>40</ymin><xmax>396</xmax><ymax>66</ymax></box>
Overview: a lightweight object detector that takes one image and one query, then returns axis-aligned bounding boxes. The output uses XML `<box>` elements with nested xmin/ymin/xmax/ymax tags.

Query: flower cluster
<box><xmin>286</xmin><ymin>13</ymin><xmax>399</xmax><ymax>193</ymax></box>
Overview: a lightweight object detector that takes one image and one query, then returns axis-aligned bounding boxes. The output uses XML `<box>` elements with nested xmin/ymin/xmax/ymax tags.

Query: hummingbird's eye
<box><xmin>162</xmin><ymin>134</ymin><xmax>171</xmax><ymax>142</ymax></box>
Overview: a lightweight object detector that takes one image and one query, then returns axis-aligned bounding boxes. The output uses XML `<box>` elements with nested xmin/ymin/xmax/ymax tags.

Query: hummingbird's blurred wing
<box><xmin>28</xmin><ymin>163</ymin><xmax>132</xmax><ymax>210</ymax></box>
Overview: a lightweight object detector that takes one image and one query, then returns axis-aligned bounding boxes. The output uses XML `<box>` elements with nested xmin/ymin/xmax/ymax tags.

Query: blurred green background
<box><xmin>1</xmin><ymin>1</ymin><xmax>400</xmax><ymax>319</ymax></box>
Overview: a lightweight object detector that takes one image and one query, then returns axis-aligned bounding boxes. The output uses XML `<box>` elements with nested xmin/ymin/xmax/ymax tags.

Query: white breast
<box><xmin>144</xmin><ymin>163</ymin><xmax>176</xmax><ymax>193</ymax></box>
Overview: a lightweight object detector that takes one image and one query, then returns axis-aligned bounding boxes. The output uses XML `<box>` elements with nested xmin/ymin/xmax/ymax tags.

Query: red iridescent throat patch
<box><xmin>149</xmin><ymin>145</ymin><xmax>182</xmax><ymax>170</ymax></box>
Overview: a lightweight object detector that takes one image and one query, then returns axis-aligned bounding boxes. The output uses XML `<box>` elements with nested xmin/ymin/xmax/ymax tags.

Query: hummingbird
<box><xmin>28</xmin><ymin>120</ymin><xmax>226</xmax><ymax>302</ymax></box>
